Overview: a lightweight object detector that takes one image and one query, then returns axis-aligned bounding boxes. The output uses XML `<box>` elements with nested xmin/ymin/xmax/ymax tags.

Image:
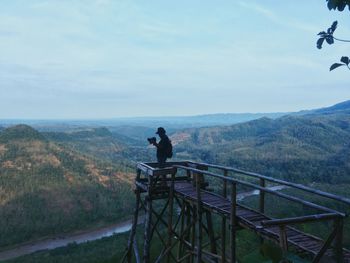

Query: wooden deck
<box><xmin>174</xmin><ymin>181</ymin><xmax>350</xmax><ymax>262</ymax></box>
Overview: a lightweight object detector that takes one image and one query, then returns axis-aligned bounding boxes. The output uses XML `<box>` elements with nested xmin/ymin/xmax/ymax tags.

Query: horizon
<box><xmin>0</xmin><ymin>98</ymin><xmax>348</xmax><ymax>121</ymax></box>
<box><xmin>1</xmin><ymin>1</ymin><xmax>350</xmax><ymax>118</ymax></box>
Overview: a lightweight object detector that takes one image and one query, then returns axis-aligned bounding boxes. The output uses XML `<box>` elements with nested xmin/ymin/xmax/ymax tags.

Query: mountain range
<box><xmin>172</xmin><ymin>100</ymin><xmax>350</xmax><ymax>184</ymax></box>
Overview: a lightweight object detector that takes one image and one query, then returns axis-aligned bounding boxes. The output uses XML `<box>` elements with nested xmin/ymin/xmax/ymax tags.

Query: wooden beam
<box><xmin>143</xmin><ymin>197</ymin><xmax>152</xmax><ymax>263</ymax></box>
<box><xmin>312</xmin><ymin>225</ymin><xmax>338</xmax><ymax>263</ymax></box>
<box><xmin>334</xmin><ymin>218</ymin><xmax>344</xmax><ymax>263</ymax></box>
<box><xmin>186</xmin><ymin>161</ymin><xmax>350</xmax><ymax>206</ymax></box>
<box><xmin>166</xmin><ymin>170</ymin><xmax>175</xmax><ymax>263</ymax></box>
<box><xmin>126</xmin><ymin>188</ymin><xmax>141</xmax><ymax>263</ymax></box>
<box><xmin>196</xmin><ymin>171</ymin><xmax>203</xmax><ymax>263</ymax></box>
<box><xmin>259</xmin><ymin>178</ymin><xmax>265</xmax><ymax>214</ymax></box>
<box><xmin>206</xmin><ymin>211</ymin><xmax>218</xmax><ymax>257</ymax></box>
<box><xmin>262</xmin><ymin>213</ymin><xmax>340</xmax><ymax>227</ymax></box>
<box><xmin>174</xmin><ymin>165</ymin><xmax>345</xmax><ymax>216</ymax></box>
<box><xmin>279</xmin><ymin>225</ymin><xmax>288</xmax><ymax>252</ymax></box>
<box><xmin>222</xmin><ymin>170</ymin><xmax>228</xmax><ymax>263</ymax></box>
<box><xmin>230</xmin><ymin>182</ymin><xmax>237</xmax><ymax>263</ymax></box>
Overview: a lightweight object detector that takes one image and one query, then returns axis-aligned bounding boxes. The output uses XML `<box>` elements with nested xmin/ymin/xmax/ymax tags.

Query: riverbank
<box><xmin>0</xmin><ymin>217</ymin><xmax>139</xmax><ymax>262</ymax></box>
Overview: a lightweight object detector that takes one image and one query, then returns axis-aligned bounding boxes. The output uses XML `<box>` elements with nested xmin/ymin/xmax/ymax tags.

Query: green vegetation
<box><xmin>174</xmin><ymin>112</ymin><xmax>350</xmax><ymax>184</ymax></box>
<box><xmin>0</xmin><ymin>125</ymin><xmax>134</xmax><ymax>248</ymax></box>
<box><xmin>3</xmin><ymin>232</ymin><xmax>130</xmax><ymax>263</ymax></box>
<box><xmin>1</xmin><ymin>101</ymin><xmax>350</xmax><ymax>262</ymax></box>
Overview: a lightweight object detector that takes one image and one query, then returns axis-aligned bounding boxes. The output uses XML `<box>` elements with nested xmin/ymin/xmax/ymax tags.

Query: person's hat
<box><xmin>156</xmin><ymin>127</ymin><xmax>166</xmax><ymax>134</ymax></box>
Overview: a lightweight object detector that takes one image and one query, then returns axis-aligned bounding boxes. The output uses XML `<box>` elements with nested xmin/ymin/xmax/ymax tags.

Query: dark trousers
<box><xmin>157</xmin><ymin>156</ymin><xmax>167</xmax><ymax>168</ymax></box>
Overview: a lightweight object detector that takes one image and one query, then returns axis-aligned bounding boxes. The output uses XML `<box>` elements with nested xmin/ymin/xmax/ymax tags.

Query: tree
<box><xmin>317</xmin><ymin>0</ymin><xmax>350</xmax><ymax>71</ymax></box>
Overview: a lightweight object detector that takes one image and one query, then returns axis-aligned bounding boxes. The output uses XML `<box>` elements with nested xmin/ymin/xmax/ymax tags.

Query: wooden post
<box><xmin>259</xmin><ymin>178</ymin><xmax>265</xmax><ymax>214</ymax></box>
<box><xmin>187</xmin><ymin>169</ymin><xmax>191</xmax><ymax>181</ymax></box>
<box><xmin>124</xmin><ymin>168</ymin><xmax>141</xmax><ymax>263</ymax></box>
<box><xmin>177</xmin><ymin>200</ymin><xmax>186</xmax><ymax>261</ymax></box>
<box><xmin>334</xmin><ymin>218</ymin><xmax>344</xmax><ymax>263</ymax></box>
<box><xmin>206</xmin><ymin>211</ymin><xmax>217</xmax><ymax>256</ymax></box>
<box><xmin>196</xmin><ymin>171</ymin><xmax>203</xmax><ymax>263</ymax></box>
<box><xmin>223</xmin><ymin>170</ymin><xmax>228</xmax><ymax>198</ymax></box>
<box><xmin>143</xmin><ymin>173</ymin><xmax>153</xmax><ymax>263</ymax></box>
<box><xmin>126</xmin><ymin>188</ymin><xmax>141</xmax><ymax>262</ymax></box>
<box><xmin>230</xmin><ymin>182</ymin><xmax>237</xmax><ymax>263</ymax></box>
<box><xmin>259</xmin><ymin>178</ymin><xmax>265</xmax><ymax>245</ymax></box>
<box><xmin>166</xmin><ymin>171</ymin><xmax>175</xmax><ymax>263</ymax></box>
<box><xmin>279</xmin><ymin>225</ymin><xmax>288</xmax><ymax>252</ymax></box>
<box><xmin>190</xmin><ymin>207</ymin><xmax>197</xmax><ymax>263</ymax></box>
<box><xmin>221</xmin><ymin>170</ymin><xmax>228</xmax><ymax>263</ymax></box>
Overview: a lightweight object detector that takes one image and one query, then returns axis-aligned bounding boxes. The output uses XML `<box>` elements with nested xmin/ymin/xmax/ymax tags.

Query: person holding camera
<box><xmin>148</xmin><ymin>127</ymin><xmax>173</xmax><ymax>168</ymax></box>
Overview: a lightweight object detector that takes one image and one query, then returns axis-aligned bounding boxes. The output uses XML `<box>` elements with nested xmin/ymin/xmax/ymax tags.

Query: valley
<box><xmin>0</xmin><ymin>100</ymin><xmax>350</xmax><ymax>262</ymax></box>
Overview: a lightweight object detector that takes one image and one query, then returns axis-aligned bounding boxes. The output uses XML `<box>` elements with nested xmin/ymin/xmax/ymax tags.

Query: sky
<box><xmin>0</xmin><ymin>0</ymin><xmax>349</xmax><ymax>119</ymax></box>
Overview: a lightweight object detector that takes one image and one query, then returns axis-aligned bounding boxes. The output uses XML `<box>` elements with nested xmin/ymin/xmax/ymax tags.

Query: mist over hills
<box><xmin>0</xmin><ymin>110</ymin><xmax>290</xmax><ymax>130</ymax></box>
<box><xmin>1</xmin><ymin>100</ymin><xmax>349</xmax><ymax>132</ymax></box>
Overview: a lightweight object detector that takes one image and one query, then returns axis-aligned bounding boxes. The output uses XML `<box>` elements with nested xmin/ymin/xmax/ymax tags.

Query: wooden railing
<box><xmin>127</xmin><ymin>161</ymin><xmax>350</xmax><ymax>263</ymax></box>
<box><xmin>172</xmin><ymin>162</ymin><xmax>349</xmax><ymax>263</ymax></box>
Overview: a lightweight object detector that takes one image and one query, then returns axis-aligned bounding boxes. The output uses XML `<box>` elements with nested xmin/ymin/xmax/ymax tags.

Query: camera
<box><xmin>147</xmin><ymin>137</ymin><xmax>156</xmax><ymax>144</ymax></box>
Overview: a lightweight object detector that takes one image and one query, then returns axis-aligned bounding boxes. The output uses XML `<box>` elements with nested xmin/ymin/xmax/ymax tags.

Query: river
<box><xmin>0</xmin><ymin>185</ymin><xmax>288</xmax><ymax>261</ymax></box>
<box><xmin>0</xmin><ymin>218</ymin><xmax>138</xmax><ymax>261</ymax></box>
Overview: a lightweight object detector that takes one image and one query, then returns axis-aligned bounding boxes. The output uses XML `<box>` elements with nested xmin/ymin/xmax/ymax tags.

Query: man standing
<box><xmin>151</xmin><ymin>127</ymin><xmax>172</xmax><ymax>168</ymax></box>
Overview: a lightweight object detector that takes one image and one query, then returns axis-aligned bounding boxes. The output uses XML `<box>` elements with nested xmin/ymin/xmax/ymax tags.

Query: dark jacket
<box><xmin>157</xmin><ymin>135</ymin><xmax>171</xmax><ymax>160</ymax></box>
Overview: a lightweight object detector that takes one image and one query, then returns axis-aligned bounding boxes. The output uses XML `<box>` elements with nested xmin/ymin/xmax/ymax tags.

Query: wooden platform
<box><xmin>174</xmin><ymin>181</ymin><xmax>350</xmax><ymax>262</ymax></box>
<box><xmin>124</xmin><ymin>161</ymin><xmax>350</xmax><ymax>263</ymax></box>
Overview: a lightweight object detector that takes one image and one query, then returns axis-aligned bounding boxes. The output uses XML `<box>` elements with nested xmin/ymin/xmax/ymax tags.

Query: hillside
<box><xmin>173</xmin><ymin>110</ymin><xmax>350</xmax><ymax>184</ymax></box>
<box><xmin>43</xmin><ymin>127</ymin><xmax>155</xmax><ymax>164</ymax></box>
<box><xmin>42</xmin><ymin>127</ymin><xmax>126</xmax><ymax>163</ymax></box>
<box><xmin>312</xmin><ymin>100</ymin><xmax>350</xmax><ymax>115</ymax></box>
<box><xmin>0</xmin><ymin>125</ymin><xmax>134</xmax><ymax>248</ymax></box>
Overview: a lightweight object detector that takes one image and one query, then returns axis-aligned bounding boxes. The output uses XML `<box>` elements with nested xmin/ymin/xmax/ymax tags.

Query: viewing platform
<box><xmin>123</xmin><ymin>161</ymin><xmax>350</xmax><ymax>263</ymax></box>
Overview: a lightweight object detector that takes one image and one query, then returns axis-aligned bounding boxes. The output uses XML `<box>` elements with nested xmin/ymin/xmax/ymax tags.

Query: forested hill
<box><xmin>0</xmin><ymin>125</ymin><xmax>134</xmax><ymax>248</ymax></box>
<box><xmin>173</xmin><ymin>105</ymin><xmax>350</xmax><ymax>184</ymax></box>
<box><xmin>43</xmin><ymin>127</ymin><xmax>126</xmax><ymax>163</ymax></box>
<box><xmin>312</xmin><ymin>100</ymin><xmax>350</xmax><ymax>115</ymax></box>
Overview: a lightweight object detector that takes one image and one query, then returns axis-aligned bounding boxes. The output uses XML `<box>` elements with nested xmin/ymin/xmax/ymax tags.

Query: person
<box><xmin>151</xmin><ymin>127</ymin><xmax>172</xmax><ymax>168</ymax></box>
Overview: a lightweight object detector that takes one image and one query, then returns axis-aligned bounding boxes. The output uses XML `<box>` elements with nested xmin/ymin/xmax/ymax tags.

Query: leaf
<box><xmin>331</xmin><ymin>21</ymin><xmax>338</xmax><ymax>32</ymax></box>
<box><xmin>317</xmin><ymin>38</ymin><xmax>325</xmax><ymax>49</ymax></box>
<box><xmin>326</xmin><ymin>36</ymin><xmax>334</xmax><ymax>45</ymax></box>
<box><xmin>327</xmin><ymin>0</ymin><xmax>335</xmax><ymax>10</ymax></box>
<box><xmin>338</xmin><ymin>3</ymin><xmax>346</xmax><ymax>11</ymax></box>
<box><xmin>317</xmin><ymin>31</ymin><xmax>326</xmax><ymax>36</ymax></box>
<box><xmin>330</xmin><ymin>63</ymin><xmax>345</xmax><ymax>71</ymax></box>
<box><xmin>340</xmin><ymin>56</ymin><xmax>349</xmax><ymax>65</ymax></box>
